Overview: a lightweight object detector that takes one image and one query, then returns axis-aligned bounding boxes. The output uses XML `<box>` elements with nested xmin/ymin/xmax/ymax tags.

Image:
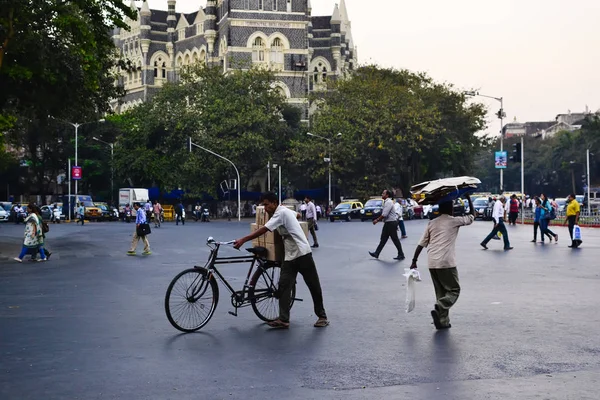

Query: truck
<box><xmin>119</xmin><ymin>188</ymin><xmax>150</xmax><ymax>214</ymax></box>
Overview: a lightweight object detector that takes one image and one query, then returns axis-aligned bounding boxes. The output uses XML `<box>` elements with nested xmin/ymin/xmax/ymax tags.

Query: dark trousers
<box><xmin>540</xmin><ymin>218</ymin><xmax>556</xmax><ymax>239</ymax></box>
<box><xmin>567</xmin><ymin>216</ymin><xmax>579</xmax><ymax>247</ymax></box>
<box><xmin>278</xmin><ymin>253</ymin><xmax>326</xmax><ymax>323</ymax></box>
<box><xmin>533</xmin><ymin>221</ymin><xmax>553</xmax><ymax>241</ymax></box>
<box><xmin>307</xmin><ymin>218</ymin><xmax>318</xmax><ymax>246</ymax></box>
<box><xmin>398</xmin><ymin>220</ymin><xmax>407</xmax><ymax>237</ymax></box>
<box><xmin>509</xmin><ymin>211</ymin><xmax>518</xmax><ymax>225</ymax></box>
<box><xmin>482</xmin><ymin>218</ymin><xmax>510</xmax><ymax>248</ymax></box>
<box><xmin>375</xmin><ymin>221</ymin><xmax>404</xmax><ymax>257</ymax></box>
<box><xmin>430</xmin><ymin>268</ymin><xmax>460</xmax><ymax>327</ymax></box>
<box><xmin>78</xmin><ymin>215</ymin><xmax>84</xmax><ymax>225</ymax></box>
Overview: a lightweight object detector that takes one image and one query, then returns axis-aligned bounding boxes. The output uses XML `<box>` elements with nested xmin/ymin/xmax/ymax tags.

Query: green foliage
<box><xmin>292</xmin><ymin>65</ymin><xmax>486</xmax><ymax>198</ymax></box>
<box><xmin>474</xmin><ymin>114</ymin><xmax>600</xmax><ymax>196</ymax></box>
<box><xmin>110</xmin><ymin>65</ymin><xmax>289</xmax><ymax>196</ymax></box>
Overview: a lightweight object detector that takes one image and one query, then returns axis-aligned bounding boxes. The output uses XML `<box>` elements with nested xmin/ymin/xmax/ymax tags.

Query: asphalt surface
<box><xmin>1</xmin><ymin>217</ymin><xmax>600</xmax><ymax>399</ymax></box>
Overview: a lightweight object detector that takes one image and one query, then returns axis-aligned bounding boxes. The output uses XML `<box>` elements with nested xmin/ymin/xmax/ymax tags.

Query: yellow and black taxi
<box><xmin>360</xmin><ymin>198</ymin><xmax>384</xmax><ymax>221</ymax></box>
<box><xmin>329</xmin><ymin>201</ymin><xmax>364</xmax><ymax>222</ymax></box>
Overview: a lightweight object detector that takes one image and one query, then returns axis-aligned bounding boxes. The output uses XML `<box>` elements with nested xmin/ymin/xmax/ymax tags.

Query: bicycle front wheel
<box><xmin>165</xmin><ymin>268</ymin><xmax>219</xmax><ymax>332</ymax></box>
<box><xmin>249</xmin><ymin>263</ymin><xmax>295</xmax><ymax>322</ymax></box>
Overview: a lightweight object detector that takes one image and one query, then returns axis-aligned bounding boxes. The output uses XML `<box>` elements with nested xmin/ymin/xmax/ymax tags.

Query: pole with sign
<box><xmin>72</xmin><ymin>166</ymin><xmax>82</xmax><ymax>181</ymax></box>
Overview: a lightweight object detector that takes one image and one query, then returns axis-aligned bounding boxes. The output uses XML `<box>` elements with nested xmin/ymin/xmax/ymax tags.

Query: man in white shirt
<box><xmin>304</xmin><ymin>196</ymin><xmax>319</xmax><ymax>248</ymax></box>
<box><xmin>369</xmin><ymin>189</ymin><xmax>404</xmax><ymax>260</ymax></box>
<box><xmin>410</xmin><ymin>194</ymin><xmax>475</xmax><ymax>329</ymax></box>
<box><xmin>315</xmin><ymin>204</ymin><xmax>322</xmax><ymax>220</ymax></box>
<box><xmin>300</xmin><ymin>202</ymin><xmax>307</xmax><ymax>221</ymax></box>
<box><xmin>234</xmin><ymin>192</ymin><xmax>328</xmax><ymax>329</ymax></box>
<box><xmin>480</xmin><ymin>195</ymin><xmax>513</xmax><ymax>250</ymax></box>
<box><xmin>394</xmin><ymin>199</ymin><xmax>407</xmax><ymax>238</ymax></box>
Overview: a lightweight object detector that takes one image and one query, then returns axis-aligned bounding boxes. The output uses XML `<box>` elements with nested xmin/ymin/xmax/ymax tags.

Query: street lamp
<box><xmin>307</xmin><ymin>132</ymin><xmax>342</xmax><ymax>207</ymax></box>
<box><xmin>188</xmin><ymin>137</ymin><xmax>241</xmax><ymax>222</ymax></box>
<box><xmin>465</xmin><ymin>91</ymin><xmax>505</xmax><ymax>191</ymax></box>
<box><xmin>50</xmin><ymin>116</ymin><xmax>105</xmax><ymax>220</ymax></box>
<box><xmin>93</xmin><ymin>137</ymin><xmax>115</xmax><ymax>206</ymax></box>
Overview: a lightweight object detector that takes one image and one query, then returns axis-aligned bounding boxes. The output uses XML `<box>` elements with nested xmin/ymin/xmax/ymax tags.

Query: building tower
<box><xmin>204</xmin><ymin>0</ymin><xmax>218</xmax><ymax>56</ymax></box>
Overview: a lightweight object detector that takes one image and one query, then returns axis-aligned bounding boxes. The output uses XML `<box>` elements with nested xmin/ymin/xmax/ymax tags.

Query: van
<box><xmin>119</xmin><ymin>188</ymin><xmax>149</xmax><ymax>213</ymax></box>
<box><xmin>62</xmin><ymin>195</ymin><xmax>103</xmax><ymax>220</ymax></box>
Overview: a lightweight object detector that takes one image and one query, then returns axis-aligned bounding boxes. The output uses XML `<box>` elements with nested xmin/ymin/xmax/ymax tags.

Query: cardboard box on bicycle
<box><xmin>255</xmin><ymin>205</ymin><xmax>299</xmax><ymax>226</ymax></box>
<box><xmin>250</xmin><ymin>222</ymin><xmax>309</xmax><ymax>241</ymax></box>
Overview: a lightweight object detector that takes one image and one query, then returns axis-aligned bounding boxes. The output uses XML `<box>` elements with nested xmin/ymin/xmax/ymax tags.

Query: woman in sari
<box><xmin>13</xmin><ymin>203</ymin><xmax>46</xmax><ymax>262</ymax></box>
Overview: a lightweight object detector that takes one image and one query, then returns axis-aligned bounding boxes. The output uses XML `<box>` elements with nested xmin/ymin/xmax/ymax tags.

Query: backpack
<box><xmin>544</xmin><ymin>200</ymin><xmax>556</xmax><ymax>220</ymax></box>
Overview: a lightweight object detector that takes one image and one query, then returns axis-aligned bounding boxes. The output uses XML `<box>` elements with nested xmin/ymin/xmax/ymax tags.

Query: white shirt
<box><xmin>300</xmin><ymin>203</ymin><xmax>307</xmax><ymax>211</ymax></box>
<box><xmin>492</xmin><ymin>201</ymin><xmax>506</xmax><ymax>223</ymax></box>
<box><xmin>381</xmin><ymin>198</ymin><xmax>397</xmax><ymax>222</ymax></box>
<box><xmin>394</xmin><ymin>202</ymin><xmax>403</xmax><ymax>221</ymax></box>
<box><xmin>305</xmin><ymin>201</ymin><xmax>317</xmax><ymax>219</ymax></box>
<box><xmin>265</xmin><ymin>206</ymin><xmax>311</xmax><ymax>261</ymax></box>
<box><xmin>418</xmin><ymin>214</ymin><xmax>474</xmax><ymax>269</ymax></box>
<box><xmin>316</xmin><ymin>205</ymin><xmax>322</xmax><ymax>213</ymax></box>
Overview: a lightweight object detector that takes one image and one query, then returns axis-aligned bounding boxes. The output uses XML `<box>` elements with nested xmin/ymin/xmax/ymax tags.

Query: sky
<box><xmin>143</xmin><ymin>0</ymin><xmax>600</xmax><ymax>135</ymax></box>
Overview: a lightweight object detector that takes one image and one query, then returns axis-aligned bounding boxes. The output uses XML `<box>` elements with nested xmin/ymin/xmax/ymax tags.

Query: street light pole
<box><xmin>465</xmin><ymin>92</ymin><xmax>505</xmax><ymax>192</ymax></box>
<box><xmin>93</xmin><ymin>137</ymin><xmax>115</xmax><ymax>206</ymax></box>
<box><xmin>587</xmin><ymin>149</ymin><xmax>591</xmax><ymax>215</ymax></box>
<box><xmin>267</xmin><ymin>160</ymin><xmax>271</xmax><ymax>191</ymax></box>
<box><xmin>307</xmin><ymin>132</ymin><xmax>342</xmax><ymax>207</ymax></box>
<box><xmin>188</xmin><ymin>138</ymin><xmax>241</xmax><ymax>222</ymax></box>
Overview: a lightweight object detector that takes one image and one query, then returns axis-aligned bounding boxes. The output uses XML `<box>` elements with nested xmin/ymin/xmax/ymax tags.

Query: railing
<box><xmin>518</xmin><ymin>209</ymin><xmax>600</xmax><ymax>227</ymax></box>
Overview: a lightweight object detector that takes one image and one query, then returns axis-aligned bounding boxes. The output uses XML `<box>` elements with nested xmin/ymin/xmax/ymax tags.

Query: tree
<box><xmin>111</xmin><ymin>65</ymin><xmax>291</xmax><ymax>197</ymax></box>
<box><xmin>292</xmin><ymin>65</ymin><xmax>486</xmax><ymax>199</ymax></box>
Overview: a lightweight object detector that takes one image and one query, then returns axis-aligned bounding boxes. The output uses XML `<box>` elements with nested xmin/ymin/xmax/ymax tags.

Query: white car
<box><xmin>0</xmin><ymin>207</ymin><xmax>7</xmax><ymax>222</ymax></box>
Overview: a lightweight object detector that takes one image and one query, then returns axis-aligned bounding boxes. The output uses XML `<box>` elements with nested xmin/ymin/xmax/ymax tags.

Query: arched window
<box><xmin>153</xmin><ymin>56</ymin><xmax>167</xmax><ymax>79</ymax></box>
<box><xmin>154</xmin><ymin>61</ymin><xmax>159</xmax><ymax>77</ymax></box>
<box><xmin>199</xmin><ymin>50</ymin><xmax>207</xmax><ymax>64</ymax></box>
<box><xmin>252</xmin><ymin>37</ymin><xmax>265</xmax><ymax>62</ymax></box>
<box><xmin>313</xmin><ymin>66</ymin><xmax>319</xmax><ymax>84</ymax></box>
<box><xmin>270</xmin><ymin>38</ymin><xmax>284</xmax><ymax>66</ymax></box>
<box><xmin>311</xmin><ymin>59</ymin><xmax>330</xmax><ymax>90</ymax></box>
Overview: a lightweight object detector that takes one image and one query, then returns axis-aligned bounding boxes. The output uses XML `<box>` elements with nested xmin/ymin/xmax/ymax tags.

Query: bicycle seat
<box><xmin>246</xmin><ymin>247</ymin><xmax>268</xmax><ymax>257</ymax></box>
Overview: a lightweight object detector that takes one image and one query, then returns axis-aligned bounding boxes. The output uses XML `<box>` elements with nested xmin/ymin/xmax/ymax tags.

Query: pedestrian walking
<box><xmin>77</xmin><ymin>203</ymin><xmax>85</xmax><ymax>225</ymax></box>
<box><xmin>14</xmin><ymin>203</ymin><xmax>46</xmax><ymax>262</ymax></box>
<box><xmin>127</xmin><ymin>202</ymin><xmax>151</xmax><ymax>256</ymax></box>
<box><xmin>316</xmin><ymin>204</ymin><xmax>322</xmax><ymax>221</ymax></box>
<box><xmin>32</xmin><ymin>205</ymin><xmax>52</xmax><ymax>260</ymax></box>
<box><xmin>304</xmin><ymin>196</ymin><xmax>319</xmax><ymax>248</ymax></box>
<box><xmin>480</xmin><ymin>195</ymin><xmax>513</xmax><ymax>250</ymax></box>
<box><xmin>300</xmin><ymin>202</ymin><xmax>307</xmax><ymax>221</ymax></box>
<box><xmin>508</xmin><ymin>194</ymin><xmax>519</xmax><ymax>225</ymax></box>
<box><xmin>563</xmin><ymin>193</ymin><xmax>581</xmax><ymax>248</ymax></box>
<box><xmin>153</xmin><ymin>200</ymin><xmax>162</xmax><ymax>228</ymax></box>
<box><xmin>539</xmin><ymin>193</ymin><xmax>558</xmax><ymax>243</ymax></box>
<box><xmin>395</xmin><ymin>199</ymin><xmax>407</xmax><ymax>238</ymax></box>
<box><xmin>531</xmin><ymin>197</ymin><xmax>552</xmax><ymax>243</ymax></box>
<box><xmin>234</xmin><ymin>192</ymin><xmax>329</xmax><ymax>329</ymax></box>
<box><xmin>410</xmin><ymin>195</ymin><xmax>474</xmax><ymax>329</ymax></box>
<box><xmin>369</xmin><ymin>189</ymin><xmax>405</xmax><ymax>260</ymax></box>
<box><xmin>175</xmin><ymin>201</ymin><xmax>185</xmax><ymax>225</ymax></box>
<box><xmin>145</xmin><ymin>200</ymin><xmax>153</xmax><ymax>222</ymax></box>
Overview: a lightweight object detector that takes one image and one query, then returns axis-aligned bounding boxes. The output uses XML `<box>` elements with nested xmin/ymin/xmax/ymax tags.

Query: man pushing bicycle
<box><xmin>234</xmin><ymin>192</ymin><xmax>329</xmax><ymax>329</ymax></box>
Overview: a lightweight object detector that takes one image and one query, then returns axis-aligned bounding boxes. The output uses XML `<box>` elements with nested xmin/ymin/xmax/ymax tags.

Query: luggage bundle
<box><xmin>410</xmin><ymin>176</ymin><xmax>481</xmax><ymax>205</ymax></box>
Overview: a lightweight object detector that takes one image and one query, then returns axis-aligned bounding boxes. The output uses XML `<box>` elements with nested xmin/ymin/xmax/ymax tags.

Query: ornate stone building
<box><xmin>112</xmin><ymin>0</ymin><xmax>356</xmax><ymax>119</ymax></box>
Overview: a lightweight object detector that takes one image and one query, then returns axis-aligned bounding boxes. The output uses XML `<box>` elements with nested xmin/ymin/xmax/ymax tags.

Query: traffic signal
<box><xmin>510</xmin><ymin>142</ymin><xmax>522</xmax><ymax>163</ymax></box>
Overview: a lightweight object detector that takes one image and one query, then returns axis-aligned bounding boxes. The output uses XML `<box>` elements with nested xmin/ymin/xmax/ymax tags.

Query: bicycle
<box><xmin>164</xmin><ymin>237</ymin><xmax>300</xmax><ymax>332</ymax></box>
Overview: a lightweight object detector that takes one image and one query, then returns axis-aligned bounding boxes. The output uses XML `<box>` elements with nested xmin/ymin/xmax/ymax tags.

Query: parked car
<box><xmin>329</xmin><ymin>201</ymin><xmax>363</xmax><ymax>222</ymax></box>
<box><xmin>472</xmin><ymin>197</ymin><xmax>493</xmax><ymax>220</ymax></box>
<box><xmin>554</xmin><ymin>198</ymin><xmax>567</xmax><ymax>214</ymax></box>
<box><xmin>429</xmin><ymin>199</ymin><xmax>469</xmax><ymax>220</ymax></box>
<box><xmin>0</xmin><ymin>206</ymin><xmax>7</xmax><ymax>222</ymax></box>
<box><xmin>403</xmin><ymin>198</ymin><xmax>423</xmax><ymax>219</ymax></box>
<box><xmin>0</xmin><ymin>202</ymin><xmax>12</xmax><ymax>222</ymax></box>
<box><xmin>95</xmin><ymin>202</ymin><xmax>119</xmax><ymax>221</ymax></box>
<box><xmin>360</xmin><ymin>199</ymin><xmax>383</xmax><ymax>221</ymax></box>
<box><xmin>40</xmin><ymin>205</ymin><xmax>65</xmax><ymax>222</ymax></box>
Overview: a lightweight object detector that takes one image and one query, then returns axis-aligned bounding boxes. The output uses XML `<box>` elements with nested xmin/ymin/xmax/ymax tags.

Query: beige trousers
<box><xmin>130</xmin><ymin>231</ymin><xmax>150</xmax><ymax>252</ymax></box>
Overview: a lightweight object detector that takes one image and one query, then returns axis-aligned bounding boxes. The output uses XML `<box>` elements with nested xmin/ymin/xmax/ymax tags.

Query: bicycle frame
<box><xmin>200</xmin><ymin>242</ymin><xmax>279</xmax><ymax>310</ymax></box>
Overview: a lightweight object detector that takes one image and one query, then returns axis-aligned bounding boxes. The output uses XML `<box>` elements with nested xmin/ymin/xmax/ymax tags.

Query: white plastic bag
<box><xmin>573</xmin><ymin>225</ymin><xmax>582</xmax><ymax>241</ymax></box>
<box><xmin>403</xmin><ymin>268</ymin><xmax>422</xmax><ymax>313</ymax></box>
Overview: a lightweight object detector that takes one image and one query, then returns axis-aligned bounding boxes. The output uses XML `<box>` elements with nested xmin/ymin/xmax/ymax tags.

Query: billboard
<box><xmin>494</xmin><ymin>151</ymin><xmax>507</xmax><ymax>169</ymax></box>
<box><xmin>71</xmin><ymin>166</ymin><xmax>82</xmax><ymax>180</ymax></box>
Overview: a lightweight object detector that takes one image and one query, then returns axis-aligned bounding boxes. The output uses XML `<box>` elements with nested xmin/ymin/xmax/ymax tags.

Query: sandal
<box><xmin>314</xmin><ymin>318</ymin><xmax>330</xmax><ymax>328</ymax></box>
<box><xmin>267</xmin><ymin>319</ymin><xmax>290</xmax><ymax>329</ymax></box>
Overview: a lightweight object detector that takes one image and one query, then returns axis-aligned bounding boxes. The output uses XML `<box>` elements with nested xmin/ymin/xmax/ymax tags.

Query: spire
<box><xmin>340</xmin><ymin>0</ymin><xmax>349</xmax><ymax>22</ymax></box>
<box><xmin>140</xmin><ymin>0</ymin><xmax>150</xmax><ymax>15</ymax></box>
<box><xmin>307</xmin><ymin>0</ymin><xmax>312</xmax><ymax>13</ymax></box>
<box><xmin>331</xmin><ymin>3</ymin><xmax>341</xmax><ymax>24</ymax></box>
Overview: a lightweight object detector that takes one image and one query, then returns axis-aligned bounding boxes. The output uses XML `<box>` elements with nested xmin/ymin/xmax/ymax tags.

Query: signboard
<box><xmin>494</xmin><ymin>151</ymin><xmax>507</xmax><ymax>169</ymax></box>
<box><xmin>71</xmin><ymin>166</ymin><xmax>82</xmax><ymax>180</ymax></box>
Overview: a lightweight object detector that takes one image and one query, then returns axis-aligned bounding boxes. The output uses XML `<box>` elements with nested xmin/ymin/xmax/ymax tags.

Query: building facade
<box><xmin>112</xmin><ymin>0</ymin><xmax>356</xmax><ymax>118</ymax></box>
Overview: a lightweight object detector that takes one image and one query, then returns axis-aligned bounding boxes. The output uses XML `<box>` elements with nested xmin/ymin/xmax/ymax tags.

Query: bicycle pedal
<box><xmin>228</xmin><ymin>311</ymin><xmax>238</xmax><ymax>317</ymax></box>
<box><xmin>293</xmin><ymin>298</ymin><xmax>304</xmax><ymax>302</ymax></box>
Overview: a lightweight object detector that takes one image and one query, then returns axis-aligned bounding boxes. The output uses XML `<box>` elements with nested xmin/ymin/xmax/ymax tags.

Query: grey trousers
<box><xmin>307</xmin><ymin>218</ymin><xmax>318</xmax><ymax>246</ymax></box>
<box><xmin>430</xmin><ymin>268</ymin><xmax>460</xmax><ymax>327</ymax></box>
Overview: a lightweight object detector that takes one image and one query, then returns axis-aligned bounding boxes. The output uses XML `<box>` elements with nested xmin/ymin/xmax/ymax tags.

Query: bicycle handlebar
<box><xmin>206</xmin><ymin>237</ymin><xmax>236</xmax><ymax>246</ymax></box>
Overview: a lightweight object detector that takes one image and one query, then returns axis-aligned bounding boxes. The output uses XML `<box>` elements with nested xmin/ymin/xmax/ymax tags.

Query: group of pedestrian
<box><xmin>13</xmin><ymin>203</ymin><xmax>51</xmax><ymax>263</ymax></box>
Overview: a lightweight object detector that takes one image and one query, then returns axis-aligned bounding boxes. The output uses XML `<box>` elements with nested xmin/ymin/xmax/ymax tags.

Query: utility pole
<box><xmin>587</xmin><ymin>149</ymin><xmax>591</xmax><ymax>215</ymax></box>
<box><xmin>521</xmin><ymin>136</ymin><xmax>524</xmax><ymax>224</ymax></box>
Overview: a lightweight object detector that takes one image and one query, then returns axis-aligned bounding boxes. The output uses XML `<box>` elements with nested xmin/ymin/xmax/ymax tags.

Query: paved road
<box><xmin>1</xmin><ymin>218</ymin><xmax>599</xmax><ymax>399</ymax></box>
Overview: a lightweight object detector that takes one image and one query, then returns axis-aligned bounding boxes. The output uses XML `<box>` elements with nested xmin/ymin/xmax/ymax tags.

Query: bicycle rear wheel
<box><xmin>165</xmin><ymin>268</ymin><xmax>219</xmax><ymax>332</ymax></box>
<box><xmin>249</xmin><ymin>263</ymin><xmax>295</xmax><ymax>322</ymax></box>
